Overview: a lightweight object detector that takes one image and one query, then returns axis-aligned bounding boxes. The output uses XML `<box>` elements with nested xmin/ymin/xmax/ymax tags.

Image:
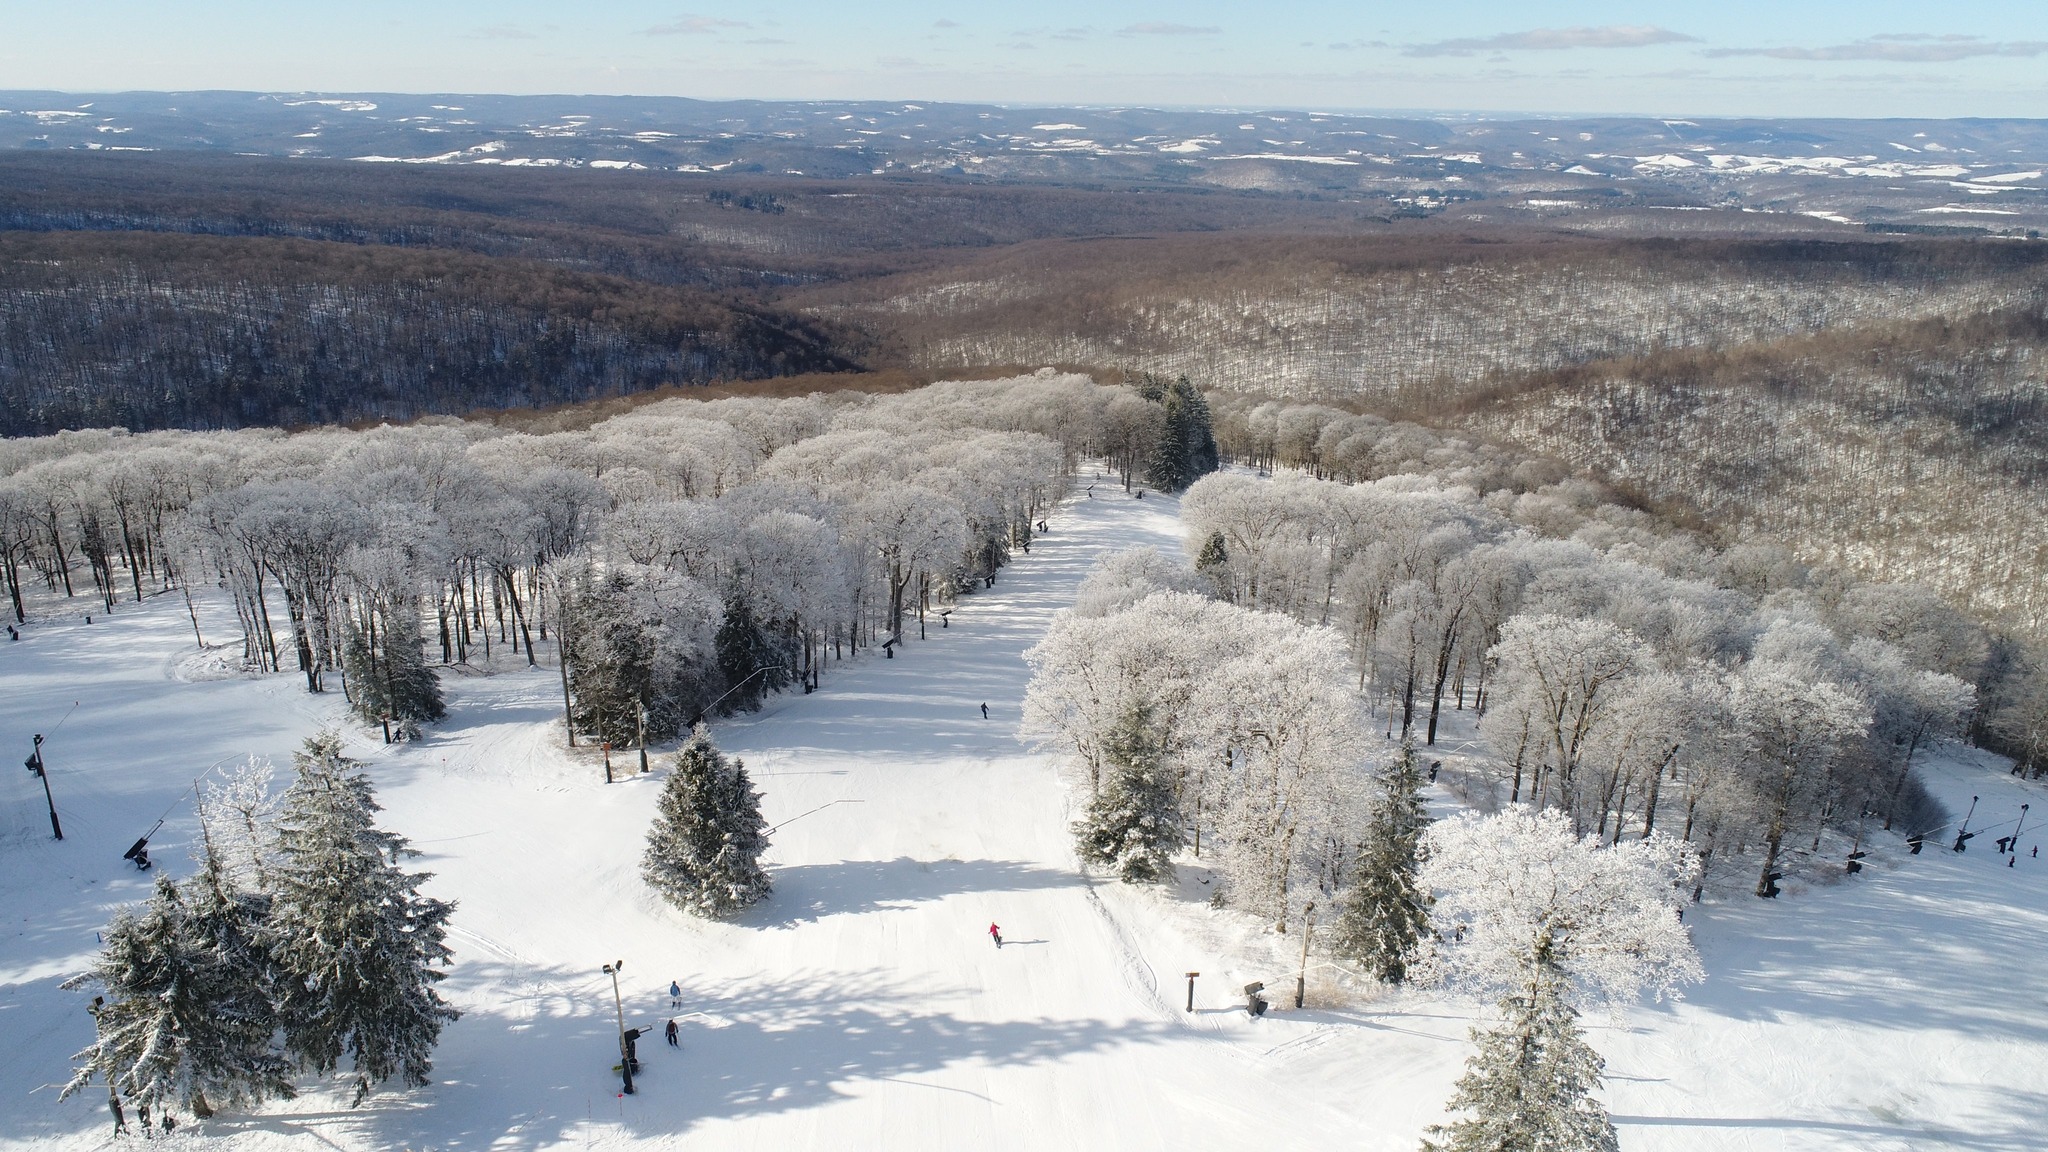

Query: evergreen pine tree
<box><xmin>1333</xmin><ymin>740</ymin><xmax>1432</xmax><ymax>982</ymax></box>
<box><xmin>564</xmin><ymin>571</ymin><xmax>655</xmax><ymax>747</ymax></box>
<box><xmin>342</xmin><ymin>609</ymin><xmax>445</xmax><ymax>740</ymax></box>
<box><xmin>1422</xmin><ymin>949</ymin><xmax>1619</xmax><ymax>1152</ymax></box>
<box><xmin>61</xmin><ymin>864</ymin><xmax>293</xmax><ymax>1126</ymax></box>
<box><xmin>643</xmin><ymin>725</ymin><xmax>774</xmax><ymax>917</ymax></box>
<box><xmin>1195</xmin><ymin>531</ymin><xmax>1231</xmax><ymax>599</ymax></box>
<box><xmin>1073</xmin><ymin>701</ymin><xmax>1185</xmax><ymax>883</ymax></box>
<box><xmin>715</xmin><ymin>586</ymin><xmax>786</xmax><ymax>712</ymax></box>
<box><xmin>266</xmin><ymin>732</ymin><xmax>458</xmax><ymax>1106</ymax></box>
<box><xmin>1146</xmin><ymin>375</ymin><xmax>1221</xmax><ymax>494</ymax></box>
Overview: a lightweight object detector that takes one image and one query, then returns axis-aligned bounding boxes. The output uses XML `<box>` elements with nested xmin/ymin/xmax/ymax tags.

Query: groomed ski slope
<box><xmin>2</xmin><ymin>472</ymin><xmax>2045</xmax><ymax>1151</ymax></box>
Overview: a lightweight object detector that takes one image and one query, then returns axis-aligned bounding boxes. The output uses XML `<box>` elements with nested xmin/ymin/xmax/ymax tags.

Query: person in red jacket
<box><xmin>988</xmin><ymin>922</ymin><xmax>1003</xmax><ymax>948</ymax></box>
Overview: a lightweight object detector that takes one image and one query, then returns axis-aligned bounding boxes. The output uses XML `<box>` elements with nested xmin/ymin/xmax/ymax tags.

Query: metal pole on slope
<box><xmin>603</xmin><ymin>961</ymin><xmax>634</xmax><ymax>1095</ymax></box>
<box><xmin>25</xmin><ymin>734</ymin><xmax>61</xmax><ymax>840</ymax></box>
<box><xmin>1295</xmin><ymin>903</ymin><xmax>1316</xmax><ymax>1010</ymax></box>
<box><xmin>1954</xmin><ymin>795</ymin><xmax>1980</xmax><ymax>852</ymax></box>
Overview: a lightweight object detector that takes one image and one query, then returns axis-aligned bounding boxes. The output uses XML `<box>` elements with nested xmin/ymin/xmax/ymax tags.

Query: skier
<box><xmin>665</xmin><ymin>1019</ymin><xmax>680</xmax><ymax>1047</ymax></box>
<box><xmin>989</xmin><ymin>922</ymin><xmax>1003</xmax><ymax>948</ymax></box>
<box><xmin>1429</xmin><ymin>760</ymin><xmax>1441</xmax><ymax>783</ymax></box>
<box><xmin>669</xmin><ymin>980</ymin><xmax>681</xmax><ymax>1008</ymax></box>
<box><xmin>981</xmin><ymin>702</ymin><xmax>990</xmax><ymax>720</ymax></box>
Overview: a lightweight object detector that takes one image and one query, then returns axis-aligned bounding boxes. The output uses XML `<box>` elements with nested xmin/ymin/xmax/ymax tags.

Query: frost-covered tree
<box><xmin>643</xmin><ymin>725</ymin><xmax>773</xmax><ymax>918</ymax></box>
<box><xmin>62</xmin><ymin>865</ymin><xmax>295</xmax><ymax>1127</ymax></box>
<box><xmin>1418</xmin><ymin>807</ymin><xmax>1699</xmax><ymax>1152</ymax></box>
<box><xmin>1728</xmin><ymin>657</ymin><xmax>1870</xmax><ymax>896</ymax></box>
<box><xmin>1332</xmin><ymin>741</ymin><xmax>1431</xmax><ymax>983</ymax></box>
<box><xmin>1071</xmin><ymin>547</ymin><xmax>1208</xmax><ymax>619</ymax></box>
<box><xmin>1073</xmin><ymin>700</ymin><xmax>1184</xmax><ymax>883</ymax></box>
<box><xmin>1419</xmin><ymin>806</ymin><xmax>1701</xmax><ymax>1009</ymax></box>
<box><xmin>1421</xmin><ymin>959</ymin><xmax>1619</xmax><ymax>1152</ymax></box>
<box><xmin>267</xmin><ymin>732</ymin><xmax>458</xmax><ymax>1106</ymax></box>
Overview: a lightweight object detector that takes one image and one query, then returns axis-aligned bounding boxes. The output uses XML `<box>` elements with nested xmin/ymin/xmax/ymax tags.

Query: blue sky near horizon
<box><xmin>2</xmin><ymin>2</ymin><xmax>2044</xmax><ymax>118</ymax></box>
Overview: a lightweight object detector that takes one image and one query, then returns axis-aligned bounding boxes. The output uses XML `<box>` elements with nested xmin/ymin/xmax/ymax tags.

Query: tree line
<box><xmin>1</xmin><ymin>372</ymin><xmax>1218</xmax><ymax>758</ymax></box>
<box><xmin>1205</xmin><ymin>394</ymin><xmax>2048</xmax><ymax>782</ymax></box>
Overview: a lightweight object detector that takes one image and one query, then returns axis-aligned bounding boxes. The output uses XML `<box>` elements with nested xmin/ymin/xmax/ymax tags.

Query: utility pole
<box><xmin>602</xmin><ymin>960</ymin><xmax>633</xmax><ymax>1095</ymax></box>
<box><xmin>24</xmin><ymin>734</ymin><xmax>61</xmax><ymax>840</ymax></box>
<box><xmin>1955</xmin><ymin>794</ymin><xmax>1980</xmax><ymax>852</ymax></box>
<box><xmin>1184</xmin><ymin>972</ymin><xmax>1200</xmax><ymax>1012</ymax></box>
<box><xmin>1295</xmin><ymin>903</ymin><xmax>1316</xmax><ymax>1009</ymax></box>
<box><xmin>2012</xmin><ymin>804</ymin><xmax>2030</xmax><ymax>868</ymax></box>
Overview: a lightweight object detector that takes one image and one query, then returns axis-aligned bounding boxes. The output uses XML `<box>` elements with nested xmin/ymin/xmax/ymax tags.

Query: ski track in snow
<box><xmin>0</xmin><ymin>471</ymin><xmax>2045</xmax><ymax>1150</ymax></box>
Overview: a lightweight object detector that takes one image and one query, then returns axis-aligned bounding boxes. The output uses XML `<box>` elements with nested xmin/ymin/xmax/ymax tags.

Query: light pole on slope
<box><xmin>603</xmin><ymin>960</ymin><xmax>633</xmax><ymax>1095</ymax></box>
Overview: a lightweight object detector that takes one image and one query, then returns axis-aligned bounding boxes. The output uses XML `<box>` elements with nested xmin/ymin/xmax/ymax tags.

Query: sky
<box><xmin>2</xmin><ymin>1</ymin><xmax>2045</xmax><ymax>118</ymax></box>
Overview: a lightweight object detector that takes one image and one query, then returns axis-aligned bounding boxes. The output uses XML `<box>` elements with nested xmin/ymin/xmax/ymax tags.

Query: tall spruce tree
<box><xmin>643</xmin><ymin>725</ymin><xmax>773</xmax><ymax>917</ymax></box>
<box><xmin>564</xmin><ymin>570</ymin><xmax>656</xmax><ymax>747</ymax></box>
<box><xmin>1333</xmin><ymin>740</ymin><xmax>1432</xmax><ymax>982</ymax></box>
<box><xmin>342</xmin><ymin>608</ymin><xmax>445</xmax><ymax>741</ymax></box>
<box><xmin>1195</xmin><ymin>531</ymin><xmax>1231</xmax><ymax>600</ymax></box>
<box><xmin>62</xmin><ymin>862</ymin><xmax>293</xmax><ymax>1126</ymax></box>
<box><xmin>1073</xmin><ymin>701</ymin><xmax>1185</xmax><ymax>883</ymax></box>
<box><xmin>1422</xmin><ymin>945</ymin><xmax>1620</xmax><ymax>1152</ymax></box>
<box><xmin>715</xmin><ymin>586</ymin><xmax>786</xmax><ymax>713</ymax></box>
<box><xmin>266</xmin><ymin>732</ymin><xmax>458</xmax><ymax>1106</ymax></box>
<box><xmin>1145</xmin><ymin>375</ymin><xmax>1221</xmax><ymax>494</ymax></box>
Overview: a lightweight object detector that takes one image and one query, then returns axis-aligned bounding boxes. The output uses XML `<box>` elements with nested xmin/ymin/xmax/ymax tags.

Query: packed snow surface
<box><xmin>3</xmin><ymin>476</ymin><xmax>2046</xmax><ymax>1150</ymax></box>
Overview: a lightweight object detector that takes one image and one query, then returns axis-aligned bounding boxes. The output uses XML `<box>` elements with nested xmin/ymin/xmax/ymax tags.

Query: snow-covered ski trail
<box><xmin>8</xmin><ymin>470</ymin><xmax>2048</xmax><ymax>1152</ymax></box>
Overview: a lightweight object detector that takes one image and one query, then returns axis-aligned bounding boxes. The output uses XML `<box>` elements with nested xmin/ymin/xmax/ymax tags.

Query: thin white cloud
<box><xmin>1119</xmin><ymin>22</ymin><xmax>1221</xmax><ymax>36</ymax></box>
<box><xmin>1406</xmin><ymin>25</ymin><xmax>1697</xmax><ymax>57</ymax></box>
<box><xmin>1706</xmin><ymin>36</ymin><xmax>2048</xmax><ymax>61</ymax></box>
<box><xmin>644</xmin><ymin>14</ymin><xmax>750</xmax><ymax>36</ymax></box>
<box><xmin>469</xmin><ymin>24</ymin><xmax>537</xmax><ymax>41</ymax></box>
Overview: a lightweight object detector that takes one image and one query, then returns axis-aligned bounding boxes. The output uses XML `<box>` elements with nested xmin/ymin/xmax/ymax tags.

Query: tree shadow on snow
<box><xmin>747</xmin><ymin>857</ymin><xmax>1077</xmax><ymax>927</ymax></box>
<box><xmin>211</xmin><ymin>961</ymin><xmax>1168</xmax><ymax>1152</ymax></box>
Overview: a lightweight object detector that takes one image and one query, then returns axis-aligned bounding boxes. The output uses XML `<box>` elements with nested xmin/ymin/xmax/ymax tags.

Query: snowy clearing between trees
<box><xmin>4</xmin><ymin>472</ymin><xmax>2047</xmax><ymax>1150</ymax></box>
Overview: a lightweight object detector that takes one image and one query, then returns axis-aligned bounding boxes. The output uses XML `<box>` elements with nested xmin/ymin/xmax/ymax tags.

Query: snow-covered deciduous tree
<box><xmin>1727</xmin><ymin>657</ymin><xmax>1871</xmax><ymax>897</ymax></box>
<box><xmin>1071</xmin><ymin>547</ymin><xmax>1208</xmax><ymax>619</ymax></box>
<box><xmin>1332</xmin><ymin>740</ymin><xmax>1431</xmax><ymax>983</ymax></box>
<box><xmin>1417</xmin><ymin>807</ymin><xmax>1699</xmax><ymax>1152</ymax></box>
<box><xmin>643</xmin><ymin>725</ymin><xmax>773</xmax><ymax>918</ymax></box>
<box><xmin>1481</xmin><ymin>616</ymin><xmax>1646</xmax><ymax>816</ymax></box>
<box><xmin>1073</xmin><ymin>700</ymin><xmax>1184</xmax><ymax>883</ymax></box>
<box><xmin>1418</xmin><ymin>806</ymin><xmax>1701</xmax><ymax>1009</ymax></box>
<box><xmin>267</xmin><ymin>732</ymin><xmax>458</xmax><ymax>1106</ymax></box>
<box><xmin>199</xmin><ymin>756</ymin><xmax>281</xmax><ymax>890</ymax></box>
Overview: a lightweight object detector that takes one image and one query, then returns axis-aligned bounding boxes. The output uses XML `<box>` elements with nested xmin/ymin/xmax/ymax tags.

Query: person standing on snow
<box><xmin>981</xmin><ymin>703</ymin><xmax>989</xmax><ymax>720</ymax></box>
<box><xmin>665</xmin><ymin>1019</ymin><xmax>680</xmax><ymax>1047</ymax></box>
<box><xmin>669</xmin><ymin>980</ymin><xmax>681</xmax><ymax>1008</ymax></box>
<box><xmin>989</xmin><ymin>922</ymin><xmax>1003</xmax><ymax>948</ymax></box>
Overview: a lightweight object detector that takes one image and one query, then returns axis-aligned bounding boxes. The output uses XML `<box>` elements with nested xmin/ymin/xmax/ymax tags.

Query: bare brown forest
<box><xmin>4</xmin><ymin>153</ymin><xmax>2047</xmax><ymax>652</ymax></box>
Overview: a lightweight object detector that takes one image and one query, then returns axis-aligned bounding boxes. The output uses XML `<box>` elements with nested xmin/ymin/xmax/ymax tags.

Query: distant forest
<box><xmin>5</xmin><ymin>152</ymin><xmax>2048</xmax><ymax>658</ymax></box>
<box><xmin>0</xmin><ymin>232</ymin><xmax>858</xmax><ymax>434</ymax></box>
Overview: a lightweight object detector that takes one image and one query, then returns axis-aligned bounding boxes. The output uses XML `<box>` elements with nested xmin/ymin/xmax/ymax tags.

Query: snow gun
<box><xmin>123</xmin><ymin>818</ymin><xmax>165</xmax><ymax>871</ymax></box>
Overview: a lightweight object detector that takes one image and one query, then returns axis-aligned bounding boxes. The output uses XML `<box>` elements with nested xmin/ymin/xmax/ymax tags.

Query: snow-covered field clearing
<box><xmin>3</xmin><ymin>475</ymin><xmax>2046</xmax><ymax>1151</ymax></box>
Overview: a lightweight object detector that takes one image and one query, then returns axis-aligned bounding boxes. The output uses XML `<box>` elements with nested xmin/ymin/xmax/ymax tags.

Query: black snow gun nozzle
<box><xmin>123</xmin><ymin>818</ymin><xmax>165</xmax><ymax>871</ymax></box>
<box><xmin>1243</xmin><ymin>981</ymin><xmax>1268</xmax><ymax>1017</ymax></box>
